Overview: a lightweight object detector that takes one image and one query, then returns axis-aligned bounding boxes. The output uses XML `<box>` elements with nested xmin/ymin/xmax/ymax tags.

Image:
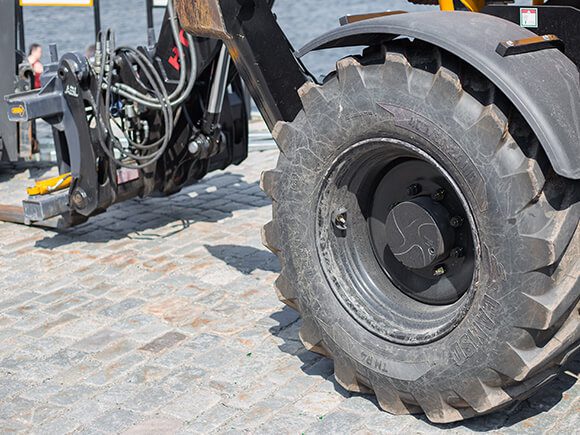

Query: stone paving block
<box><xmin>338</xmin><ymin>394</ymin><xmax>381</xmax><ymax>415</ymax></box>
<box><xmin>224</xmin><ymin>378</ymin><xmax>280</xmax><ymax>410</ymax></box>
<box><xmin>45</xmin><ymin>348</ymin><xmax>89</xmax><ymax>368</ymax></box>
<box><xmin>153</xmin><ymin>346</ymin><xmax>196</xmax><ymax>369</ymax></box>
<box><xmin>15</xmin><ymin>402</ymin><xmax>67</xmax><ymax>426</ymax></box>
<box><xmin>64</xmin><ymin>401</ymin><xmax>111</xmax><ymax>430</ymax></box>
<box><xmin>35</xmin><ymin>415</ymin><xmax>80</xmax><ymax>435</ymax></box>
<box><xmin>10</xmin><ymin>308</ymin><xmax>51</xmax><ymax>330</ymax></box>
<box><xmin>226</xmin><ymin>395</ymin><xmax>290</xmax><ymax>431</ymax></box>
<box><xmin>0</xmin><ymin>292</ymin><xmax>39</xmax><ymax>311</ymax></box>
<box><xmin>257</xmin><ymin>405</ymin><xmax>316</xmax><ymax>435</ymax></box>
<box><xmin>44</xmin><ymin>295</ymin><xmax>89</xmax><ymax>314</ymax></box>
<box><xmin>163</xmin><ymin>389</ymin><xmax>221</xmax><ymax>421</ymax></box>
<box><xmin>72</xmin><ymin>328</ymin><xmax>124</xmax><ymax>352</ymax></box>
<box><xmin>94</xmin><ymin>338</ymin><xmax>138</xmax><ymax>362</ymax></box>
<box><xmin>34</xmin><ymin>288</ymin><xmax>76</xmax><ymax>305</ymax></box>
<box><xmin>0</xmin><ymin>396</ymin><xmax>35</xmax><ymax>420</ymax></box>
<box><xmin>123</xmin><ymin>385</ymin><xmax>177</xmax><ymax>413</ymax></box>
<box><xmin>125</xmin><ymin>364</ymin><xmax>171</xmax><ymax>385</ymax></box>
<box><xmin>188</xmin><ymin>345</ymin><xmax>242</xmax><ymax>372</ymax></box>
<box><xmin>49</xmin><ymin>383</ymin><xmax>96</xmax><ymax>406</ymax></box>
<box><xmin>112</xmin><ymin>313</ymin><xmax>157</xmax><ymax>331</ymax></box>
<box><xmin>139</xmin><ymin>331</ymin><xmax>188</xmax><ymax>354</ymax></box>
<box><xmin>358</xmin><ymin>411</ymin><xmax>414</xmax><ymax>434</ymax></box>
<box><xmin>143</xmin><ymin>296</ymin><xmax>200</xmax><ymax>327</ymax></box>
<box><xmin>162</xmin><ymin>366</ymin><xmax>206</xmax><ymax>394</ymax></box>
<box><xmin>263</xmin><ymin>359</ymin><xmax>316</xmax><ymax>388</ymax></box>
<box><xmin>293</xmin><ymin>390</ymin><xmax>348</xmax><ymax>418</ymax></box>
<box><xmin>122</xmin><ymin>416</ymin><xmax>184</xmax><ymax>435</ymax></box>
<box><xmin>0</xmin><ymin>327</ymin><xmax>18</xmax><ymax>342</ymax></box>
<box><xmin>0</xmin><ymin>417</ymin><xmax>31</xmax><ymax>433</ymax></box>
<box><xmin>53</xmin><ymin>358</ymin><xmax>102</xmax><ymax>386</ymax></box>
<box><xmin>14</xmin><ymin>334</ymin><xmax>68</xmax><ymax>359</ymax></box>
<box><xmin>88</xmin><ymin>408</ymin><xmax>141</xmax><ymax>433</ymax></box>
<box><xmin>305</xmin><ymin>410</ymin><xmax>363</xmax><ymax>433</ymax></box>
<box><xmin>125</xmin><ymin>322</ymin><xmax>174</xmax><ymax>344</ymax></box>
<box><xmin>99</xmin><ymin>298</ymin><xmax>145</xmax><ymax>317</ymax></box>
<box><xmin>86</xmin><ymin>353</ymin><xmax>145</xmax><ymax>385</ymax></box>
<box><xmin>0</xmin><ymin>315</ymin><xmax>14</xmax><ymax>327</ymax></box>
<box><xmin>20</xmin><ymin>382</ymin><xmax>63</xmax><ymax>402</ymax></box>
<box><xmin>185</xmin><ymin>403</ymin><xmax>238</xmax><ymax>434</ymax></box>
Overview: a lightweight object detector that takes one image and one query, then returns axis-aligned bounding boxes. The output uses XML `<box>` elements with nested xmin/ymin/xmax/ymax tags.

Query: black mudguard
<box><xmin>297</xmin><ymin>11</ymin><xmax>580</xmax><ymax>180</ymax></box>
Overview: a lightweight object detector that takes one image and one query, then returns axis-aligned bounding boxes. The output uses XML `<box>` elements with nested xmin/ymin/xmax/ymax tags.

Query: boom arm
<box><xmin>176</xmin><ymin>0</ymin><xmax>309</xmax><ymax>130</ymax></box>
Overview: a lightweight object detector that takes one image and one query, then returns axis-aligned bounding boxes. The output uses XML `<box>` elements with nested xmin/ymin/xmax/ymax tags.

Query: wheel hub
<box><xmin>385</xmin><ymin>198</ymin><xmax>454</xmax><ymax>270</ymax></box>
<box><xmin>315</xmin><ymin>138</ymin><xmax>478</xmax><ymax>344</ymax></box>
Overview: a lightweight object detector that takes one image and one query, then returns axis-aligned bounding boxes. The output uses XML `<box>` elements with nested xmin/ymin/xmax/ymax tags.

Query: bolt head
<box><xmin>332</xmin><ymin>208</ymin><xmax>348</xmax><ymax>231</ymax></box>
<box><xmin>188</xmin><ymin>140</ymin><xmax>200</xmax><ymax>155</ymax></box>
<box><xmin>407</xmin><ymin>183</ymin><xmax>422</xmax><ymax>196</ymax></box>
<box><xmin>71</xmin><ymin>189</ymin><xmax>88</xmax><ymax>209</ymax></box>
<box><xmin>432</xmin><ymin>189</ymin><xmax>446</xmax><ymax>202</ymax></box>
<box><xmin>335</xmin><ymin>214</ymin><xmax>347</xmax><ymax>230</ymax></box>
<box><xmin>450</xmin><ymin>216</ymin><xmax>464</xmax><ymax>228</ymax></box>
<box><xmin>450</xmin><ymin>247</ymin><xmax>465</xmax><ymax>258</ymax></box>
<box><xmin>433</xmin><ymin>265</ymin><xmax>446</xmax><ymax>277</ymax></box>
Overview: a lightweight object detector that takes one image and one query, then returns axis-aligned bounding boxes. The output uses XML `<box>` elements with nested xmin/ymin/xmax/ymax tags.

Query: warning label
<box><xmin>520</xmin><ymin>8</ymin><xmax>538</xmax><ymax>28</ymax></box>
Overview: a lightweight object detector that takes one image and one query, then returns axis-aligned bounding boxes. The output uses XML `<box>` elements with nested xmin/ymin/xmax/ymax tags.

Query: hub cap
<box><xmin>385</xmin><ymin>198</ymin><xmax>454</xmax><ymax>270</ymax></box>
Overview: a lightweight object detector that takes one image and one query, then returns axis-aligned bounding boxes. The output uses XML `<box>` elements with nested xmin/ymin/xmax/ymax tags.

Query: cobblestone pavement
<box><xmin>0</xmin><ymin>149</ymin><xmax>577</xmax><ymax>434</ymax></box>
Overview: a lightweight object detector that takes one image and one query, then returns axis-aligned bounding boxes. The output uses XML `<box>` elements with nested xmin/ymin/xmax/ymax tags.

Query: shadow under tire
<box><xmin>261</xmin><ymin>41</ymin><xmax>579</xmax><ymax>423</ymax></box>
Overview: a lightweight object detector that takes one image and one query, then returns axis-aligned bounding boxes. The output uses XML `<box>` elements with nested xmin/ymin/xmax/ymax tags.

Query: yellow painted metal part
<box><xmin>439</xmin><ymin>0</ymin><xmax>455</xmax><ymax>11</ymax></box>
<box><xmin>27</xmin><ymin>173</ymin><xmax>72</xmax><ymax>196</ymax></box>
<box><xmin>438</xmin><ymin>0</ymin><xmax>486</xmax><ymax>12</ymax></box>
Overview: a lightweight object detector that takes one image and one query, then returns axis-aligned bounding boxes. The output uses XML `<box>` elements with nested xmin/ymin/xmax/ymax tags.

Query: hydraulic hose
<box><xmin>90</xmin><ymin>0</ymin><xmax>200</xmax><ymax>169</ymax></box>
<box><xmin>110</xmin><ymin>0</ymin><xmax>198</xmax><ymax>109</ymax></box>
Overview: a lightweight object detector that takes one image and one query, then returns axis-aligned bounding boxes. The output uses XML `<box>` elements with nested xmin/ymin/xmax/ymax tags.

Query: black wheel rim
<box><xmin>315</xmin><ymin>138</ymin><xmax>479</xmax><ymax>345</ymax></box>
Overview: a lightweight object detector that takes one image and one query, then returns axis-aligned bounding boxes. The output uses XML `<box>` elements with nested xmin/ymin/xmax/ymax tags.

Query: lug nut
<box><xmin>433</xmin><ymin>265</ymin><xmax>446</xmax><ymax>277</ymax></box>
<box><xmin>450</xmin><ymin>216</ymin><xmax>464</xmax><ymax>228</ymax></box>
<box><xmin>407</xmin><ymin>183</ymin><xmax>422</xmax><ymax>196</ymax></box>
<box><xmin>332</xmin><ymin>208</ymin><xmax>348</xmax><ymax>231</ymax></box>
<box><xmin>450</xmin><ymin>247</ymin><xmax>465</xmax><ymax>258</ymax></box>
<box><xmin>432</xmin><ymin>188</ymin><xmax>446</xmax><ymax>202</ymax></box>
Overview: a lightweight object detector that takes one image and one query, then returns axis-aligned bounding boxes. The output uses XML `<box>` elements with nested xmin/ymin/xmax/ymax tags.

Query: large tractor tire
<box><xmin>261</xmin><ymin>40</ymin><xmax>579</xmax><ymax>423</ymax></box>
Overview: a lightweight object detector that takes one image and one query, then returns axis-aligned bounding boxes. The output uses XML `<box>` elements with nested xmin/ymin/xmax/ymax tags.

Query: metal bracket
<box><xmin>23</xmin><ymin>190</ymin><xmax>70</xmax><ymax>224</ymax></box>
<box><xmin>339</xmin><ymin>11</ymin><xmax>407</xmax><ymax>26</ymax></box>
<box><xmin>496</xmin><ymin>34</ymin><xmax>564</xmax><ymax>57</ymax></box>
